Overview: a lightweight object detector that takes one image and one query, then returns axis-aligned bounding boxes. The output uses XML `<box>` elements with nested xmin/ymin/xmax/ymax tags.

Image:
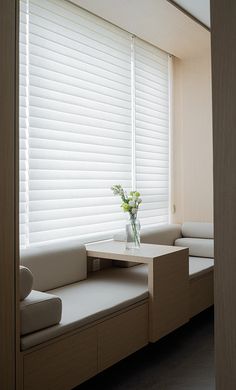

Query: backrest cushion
<box><xmin>182</xmin><ymin>222</ymin><xmax>213</xmax><ymax>239</ymax></box>
<box><xmin>175</xmin><ymin>237</ymin><xmax>214</xmax><ymax>258</ymax></box>
<box><xmin>20</xmin><ymin>242</ymin><xmax>87</xmax><ymax>291</ymax></box>
<box><xmin>19</xmin><ymin>266</ymin><xmax>34</xmax><ymax>300</ymax></box>
<box><xmin>140</xmin><ymin>224</ymin><xmax>182</xmax><ymax>245</ymax></box>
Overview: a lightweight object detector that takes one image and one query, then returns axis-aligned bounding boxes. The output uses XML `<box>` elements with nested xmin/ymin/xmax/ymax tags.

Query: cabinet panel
<box><xmin>24</xmin><ymin>327</ymin><xmax>97</xmax><ymax>390</ymax></box>
<box><xmin>98</xmin><ymin>303</ymin><xmax>148</xmax><ymax>371</ymax></box>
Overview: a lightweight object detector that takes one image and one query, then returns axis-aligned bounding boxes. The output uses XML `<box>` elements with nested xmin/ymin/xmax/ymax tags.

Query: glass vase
<box><xmin>126</xmin><ymin>216</ymin><xmax>141</xmax><ymax>249</ymax></box>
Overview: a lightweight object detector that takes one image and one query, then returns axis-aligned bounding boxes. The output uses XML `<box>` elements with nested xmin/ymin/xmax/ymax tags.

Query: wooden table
<box><xmin>86</xmin><ymin>240</ymin><xmax>189</xmax><ymax>342</ymax></box>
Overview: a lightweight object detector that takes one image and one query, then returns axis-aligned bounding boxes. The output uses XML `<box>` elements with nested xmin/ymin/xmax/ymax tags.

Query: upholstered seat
<box><xmin>189</xmin><ymin>257</ymin><xmax>214</xmax><ymax>279</ymax></box>
<box><xmin>21</xmin><ymin>265</ymin><xmax>148</xmax><ymax>350</ymax></box>
<box><xmin>20</xmin><ymin>222</ymin><xmax>214</xmax><ymax>351</ymax></box>
<box><xmin>21</xmin><ymin>290</ymin><xmax>62</xmax><ymax>336</ymax></box>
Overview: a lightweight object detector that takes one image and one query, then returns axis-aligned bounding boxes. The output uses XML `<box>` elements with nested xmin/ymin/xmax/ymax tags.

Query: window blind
<box><xmin>134</xmin><ymin>38</ymin><xmax>170</xmax><ymax>227</ymax></box>
<box><xmin>19</xmin><ymin>0</ymin><xmax>170</xmax><ymax>248</ymax></box>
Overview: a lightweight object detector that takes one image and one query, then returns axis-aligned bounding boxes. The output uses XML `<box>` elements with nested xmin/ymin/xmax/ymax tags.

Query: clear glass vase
<box><xmin>126</xmin><ymin>215</ymin><xmax>141</xmax><ymax>249</ymax></box>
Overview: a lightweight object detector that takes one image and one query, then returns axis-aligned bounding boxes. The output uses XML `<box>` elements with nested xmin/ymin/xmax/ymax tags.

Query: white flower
<box><xmin>129</xmin><ymin>201</ymin><xmax>135</xmax><ymax>207</ymax></box>
<box><xmin>131</xmin><ymin>208</ymin><xmax>137</xmax><ymax>214</ymax></box>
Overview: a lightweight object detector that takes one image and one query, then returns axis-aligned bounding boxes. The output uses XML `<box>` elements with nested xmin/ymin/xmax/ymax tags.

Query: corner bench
<box><xmin>20</xmin><ymin>250</ymin><xmax>149</xmax><ymax>390</ymax></box>
<box><xmin>19</xmin><ymin>221</ymin><xmax>214</xmax><ymax>390</ymax></box>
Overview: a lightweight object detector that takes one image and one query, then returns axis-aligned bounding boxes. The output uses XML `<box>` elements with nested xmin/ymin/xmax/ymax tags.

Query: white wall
<box><xmin>172</xmin><ymin>47</ymin><xmax>213</xmax><ymax>223</ymax></box>
<box><xmin>72</xmin><ymin>0</ymin><xmax>210</xmax><ymax>59</ymax></box>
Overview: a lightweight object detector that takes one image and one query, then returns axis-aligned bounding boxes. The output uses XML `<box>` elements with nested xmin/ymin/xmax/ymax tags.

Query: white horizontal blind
<box><xmin>21</xmin><ymin>0</ymin><xmax>132</xmax><ymax>246</ymax></box>
<box><xmin>134</xmin><ymin>38</ymin><xmax>169</xmax><ymax>226</ymax></box>
<box><xmin>19</xmin><ymin>0</ymin><xmax>170</xmax><ymax>248</ymax></box>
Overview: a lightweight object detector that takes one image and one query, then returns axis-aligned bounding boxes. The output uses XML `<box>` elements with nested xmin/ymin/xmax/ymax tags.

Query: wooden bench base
<box><xmin>19</xmin><ymin>269</ymin><xmax>214</xmax><ymax>390</ymax></box>
<box><xmin>189</xmin><ymin>270</ymin><xmax>214</xmax><ymax>318</ymax></box>
<box><xmin>21</xmin><ymin>302</ymin><xmax>148</xmax><ymax>390</ymax></box>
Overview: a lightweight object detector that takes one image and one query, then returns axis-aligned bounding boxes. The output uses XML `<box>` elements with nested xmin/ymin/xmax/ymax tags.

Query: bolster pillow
<box><xmin>20</xmin><ymin>266</ymin><xmax>34</xmax><ymax>300</ymax></box>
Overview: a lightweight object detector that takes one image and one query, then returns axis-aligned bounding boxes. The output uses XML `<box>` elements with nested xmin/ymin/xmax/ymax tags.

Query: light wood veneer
<box><xmin>21</xmin><ymin>302</ymin><xmax>148</xmax><ymax>390</ymax></box>
<box><xmin>86</xmin><ymin>241</ymin><xmax>189</xmax><ymax>343</ymax></box>
<box><xmin>189</xmin><ymin>271</ymin><xmax>214</xmax><ymax>318</ymax></box>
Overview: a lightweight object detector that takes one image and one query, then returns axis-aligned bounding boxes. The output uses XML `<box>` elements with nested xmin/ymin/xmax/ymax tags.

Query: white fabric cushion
<box><xmin>19</xmin><ymin>266</ymin><xmax>33</xmax><ymax>300</ymax></box>
<box><xmin>20</xmin><ymin>290</ymin><xmax>62</xmax><ymax>336</ymax></box>
<box><xmin>189</xmin><ymin>257</ymin><xmax>214</xmax><ymax>279</ymax></box>
<box><xmin>175</xmin><ymin>238</ymin><xmax>214</xmax><ymax>258</ymax></box>
<box><xmin>21</xmin><ymin>265</ymin><xmax>148</xmax><ymax>350</ymax></box>
<box><xmin>113</xmin><ymin>224</ymin><xmax>182</xmax><ymax>267</ymax></box>
<box><xmin>20</xmin><ymin>242</ymin><xmax>87</xmax><ymax>291</ymax></box>
<box><xmin>182</xmin><ymin>222</ymin><xmax>214</xmax><ymax>239</ymax></box>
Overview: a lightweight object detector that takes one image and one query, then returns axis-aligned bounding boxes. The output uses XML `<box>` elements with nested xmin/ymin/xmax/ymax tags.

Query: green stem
<box><xmin>129</xmin><ymin>215</ymin><xmax>140</xmax><ymax>246</ymax></box>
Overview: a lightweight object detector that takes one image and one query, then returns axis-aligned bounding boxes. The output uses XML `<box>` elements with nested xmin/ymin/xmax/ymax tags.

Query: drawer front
<box><xmin>24</xmin><ymin>327</ymin><xmax>97</xmax><ymax>390</ymax></box>
<box><xmin>98</xmin><ymin>303</ymin><xmax>148</xmax><ymax>371</ymax></box>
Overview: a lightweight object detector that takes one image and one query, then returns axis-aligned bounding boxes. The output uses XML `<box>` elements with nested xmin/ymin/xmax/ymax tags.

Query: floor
<box><xmin>76</xmin><ymin>308</ymin><xmax>214</xmax><ymax>390</ymax></box>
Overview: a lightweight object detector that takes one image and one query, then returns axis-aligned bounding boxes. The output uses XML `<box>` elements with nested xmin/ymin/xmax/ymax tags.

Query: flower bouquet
<box><xmin>111</xmin><ymin>185</ymin><xmax>142</xmax><ymax>249</ymax></box>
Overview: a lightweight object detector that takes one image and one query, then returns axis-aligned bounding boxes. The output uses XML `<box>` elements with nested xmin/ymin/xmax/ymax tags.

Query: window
<box><xmin>19</xmin><ymin>0</ymin><xmax>171</xmax><ymax>248</ymax></box>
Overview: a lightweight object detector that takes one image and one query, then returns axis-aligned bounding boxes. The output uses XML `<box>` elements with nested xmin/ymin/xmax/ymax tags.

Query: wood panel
<box><xmin>211</xmin><ymin>1</ymin><xmax>236</xmax><ymax>388</ymax></box>
<box><xmin>189</xmin><ymin>271</ymin><xmax>214</xmax><ymax>318</ymax></box>
<box><xmin>23</xmin><ymin>327</ymin><xmax>98</xmax><ymax>390</ymax></box>
<box><xmin>98</xmin><ymin>303</ymin><xmax>148</xmax><ymax>371</ymax></box>
<box><xmin>148</xmin><ymin>248</ymin><xmax>189</xmax><ymax>342</ymax></box>
<box><xmin>0</xmin><ymin>0</ymin><xmax>18</xmax><ymax>389</ymax></box>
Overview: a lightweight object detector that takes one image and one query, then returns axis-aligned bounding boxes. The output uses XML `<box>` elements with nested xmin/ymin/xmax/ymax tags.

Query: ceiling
<box><xmin>72</xmin><ymin>0</ymin><xmax>210</xmax><ymax>59</ymax></box>
<box><xmin>172</xmin><ymin>0</ymin><xmax>210</xmax><ymax>28</ymax></box>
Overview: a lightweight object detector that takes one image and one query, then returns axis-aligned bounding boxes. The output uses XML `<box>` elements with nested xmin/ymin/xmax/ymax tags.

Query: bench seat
<box><xmin>21</xmin><ymin>255</ymin><xmax>214</xmax><ymax>351</ymax></box>
<box><xmin>21</xmin><ymin>264</ymin><xmax>148</xmax><ymax>351</ymax></box>
<box><xmin>189</xmin><ymin>257</ymin><xmax>214</xmax><ymax>278</ymax></box>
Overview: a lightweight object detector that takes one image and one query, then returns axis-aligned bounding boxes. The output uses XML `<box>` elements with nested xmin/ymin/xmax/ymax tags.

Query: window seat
<box><xmin>21</xmin><ymin>265</ymin><xmax>148</xmax><ymax>351</ymax></box>
<box><xmin>189</xmin><ymin>257</ymin><xmax>214</xmax><ymax>279</ymax></box>
<box><xmin>21</xmin><ymin>255</ymin><xmax>214</xmax><ymax>351</ymax></box>
<box><xmin>19</xmin><ymin>222</ymin><xmax>214</xmax><ymax>390</ymax></box>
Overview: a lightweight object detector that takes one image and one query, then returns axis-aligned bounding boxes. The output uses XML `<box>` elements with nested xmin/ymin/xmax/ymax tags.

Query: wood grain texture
<box><xmin>148</xmin><ymin>249</ymin><xmax>189</xmax><ymax>342</ymax></box>
<box><xmin>211</xmin><ymin>1</ymin><xmax>236</xmax><ymax>388</ymax></box>
<box><xmin>0</xmin><ymin>1</ymin><xmax>18</xmax><ymax>389</ymax></box>
<box><xmin>98</xmin><ymin>303</ymin><xmax>148</xmax><ymax>371</ymax></box>
<box><xmin>189</xmin><ymin>271</ymin><xmax>214</xmax><ymax>318</ymax></box>
<box><xmin>23</xmin><ymin>327</ymin><xmax>98</xmax><ymax>390</ymax></box>
<box><xmin>87</xmin><ymin>241</ymin><xmax>189</xmax><ymax>343</ymax></box>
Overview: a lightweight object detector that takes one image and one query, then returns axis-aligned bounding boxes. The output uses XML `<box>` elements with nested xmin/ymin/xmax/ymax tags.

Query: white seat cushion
<box><xmin>175</xmin><ymin>237</ymin><xmax>214</xmax><ymax>258</ymax></box>
<box><xmin>20</xmin><ymin>290</ymin><xmax>62</xmax><ymax>336</ymax></box>
<box><xmin>189</xmin><ymin>257</ymin><xmax>214</xmax><ymax>279</ymax></box>
<box><xmin>21</xmin><ymin>265</ymin><xmax>148</xmax><ymax>350</ymax></box>
<box><xmin>182</xmin><ymin>222</ymin><xmax>213</xmax><ymax>239</ymax></box>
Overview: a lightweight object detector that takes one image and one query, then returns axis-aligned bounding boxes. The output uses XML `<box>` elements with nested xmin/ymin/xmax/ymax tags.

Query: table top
<box><xmin>86</xmin><ymin>240</ymin><xmax>187</xmax><ymax>264</ymax></box>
